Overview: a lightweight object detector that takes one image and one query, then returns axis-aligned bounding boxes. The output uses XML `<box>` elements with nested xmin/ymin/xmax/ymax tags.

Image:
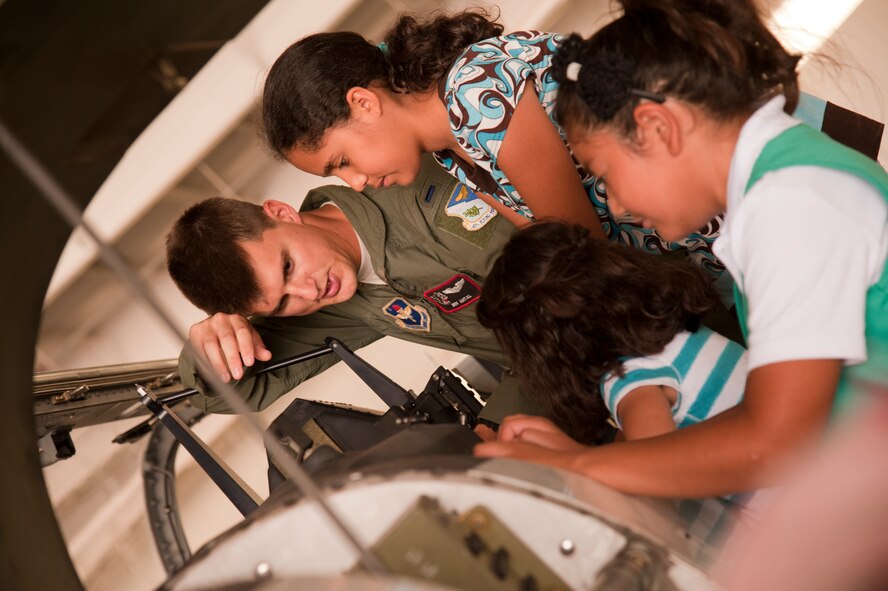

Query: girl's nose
<box><xmin>340</xmin><ymin>170</ymin><xmax>368</xmax><ymax>192</ymax></box>
<box><xmin>608</xmin><ymin>194</ymin><xmax>627</xmax><ymax>217</ymax></box>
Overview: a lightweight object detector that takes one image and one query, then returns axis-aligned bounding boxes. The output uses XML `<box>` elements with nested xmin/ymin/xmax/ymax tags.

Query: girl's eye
<box><xmin>339</xmin><ymin>157</ymin><xmax>348</xmax><ymax>168</ymax></box>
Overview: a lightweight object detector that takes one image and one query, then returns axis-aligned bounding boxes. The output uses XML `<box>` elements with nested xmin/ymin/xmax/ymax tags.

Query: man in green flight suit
<box><xmin>167</xmin><ymin>158</ymin><xmax>534</xmax><ymax>423</ymax></box>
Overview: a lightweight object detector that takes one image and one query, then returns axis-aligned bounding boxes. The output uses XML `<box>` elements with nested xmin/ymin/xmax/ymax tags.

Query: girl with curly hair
<box><xmin>477</xmin><ymin>222</ymin><xmax>747</xmax><ymax>465</ymax></box>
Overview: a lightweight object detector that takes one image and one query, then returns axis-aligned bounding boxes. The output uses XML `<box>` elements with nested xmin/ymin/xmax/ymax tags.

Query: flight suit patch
<box><xmin>382</xmin><ymin>298</ymin><xmax>431</xmax><ymax>332</ymax></box>
<box><xmin>433</xmin><ymin>183</ymin><xmax>497</xmax><ymax>249</ymax></box>
<box><xmin>445</xmin><ymin>183</ymin><xmax>497</xmax><ymax>231</ymax></box>
<box><xmin>423</xmin><ymin>274</ymin><xmax>482</xmax><ymax>313</ymax></box>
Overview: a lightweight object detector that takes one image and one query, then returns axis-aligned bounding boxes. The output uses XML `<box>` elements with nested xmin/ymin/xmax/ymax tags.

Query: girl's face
<box><xmin>568</xmin><ymin>126</ymin><xmax>718</xmax><ymax>242</ymax></box>
<box><xmin>286</xmin><ymin>113</ymin><xmax>424</xmax><ymax>192</ymax></box>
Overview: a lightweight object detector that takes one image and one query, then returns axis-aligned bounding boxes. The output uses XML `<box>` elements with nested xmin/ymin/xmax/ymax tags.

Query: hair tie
<box><xmin>578</xmin><ymin>52</ymin><xmax>667</xmax><ymax>121</ymax></box>
<box><xmin>376</xmin><ymin>41</ymin><xmax>389</xmax><ymax>57</ymax></box>
<box><xmin>566</xmin><ymin>62</ymin><xmax>582</xmax><ymax>82</ymax></box>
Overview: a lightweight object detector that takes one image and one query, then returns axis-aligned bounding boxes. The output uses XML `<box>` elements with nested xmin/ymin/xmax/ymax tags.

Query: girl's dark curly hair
<box><xmin>262</xmin><ymin>9</ymin><xmax>502</xmax><ymax>155</ymax></box>
<box><xmin>551</xmin><ymin>0</ymin><xmax>801</xmax><ymax>138</ymax></box>
<box><xmin>477</xmin><ymin>222</ymin><xmax>720</xmax><ymax>443</ymax></box>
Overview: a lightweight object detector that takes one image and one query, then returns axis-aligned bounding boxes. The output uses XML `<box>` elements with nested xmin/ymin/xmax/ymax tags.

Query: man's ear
<box><xmin>345</xmin><ymin>86</ymin><xmax>383</xmax><ymax>122</ymax></box>
<box><xmin>633</xmin><ymin>102</ymin><xmax>683</xmax><ymax>156</ymax></box>
<box><xmin>262</xmin><ymin>200</ymin><xmax>302</xmax><ymax>223</ymax></box>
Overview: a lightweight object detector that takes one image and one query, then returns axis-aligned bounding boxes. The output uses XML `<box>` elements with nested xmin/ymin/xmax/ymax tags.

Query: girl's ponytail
<box><xmin>383</xmin><ymin>9</ymin><xmax>503</xmax><ymax>93</ymax></box>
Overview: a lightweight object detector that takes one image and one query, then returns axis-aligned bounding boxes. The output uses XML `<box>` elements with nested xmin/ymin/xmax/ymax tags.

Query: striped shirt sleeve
<box><xmin>600</xmin><ymin>360</ymin><xmax>680</xmax><ymax>430</ymax></box>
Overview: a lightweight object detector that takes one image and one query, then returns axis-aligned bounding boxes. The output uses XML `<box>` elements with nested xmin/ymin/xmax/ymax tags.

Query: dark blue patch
<box><xmin>424</xmin><ymin>184</ymin><xmax>437</xmax><ymax>203</ymax></box>
<box><xmin>382</xmin><ymin>298</ymin><xmax>431</xmax><ymax>332</ymax></box>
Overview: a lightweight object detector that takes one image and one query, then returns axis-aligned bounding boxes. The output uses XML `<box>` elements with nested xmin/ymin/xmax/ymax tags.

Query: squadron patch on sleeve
<box><xmin>382</xmin><ymin>298</ymin><xmax>431</xmax><ymax>332</ymax></box>
<box><xmin>423</xmin><ymin>273</ymin><xmax>482</xmax><ymax>313</ymax></box>
<box><xmin>445</xmin><ymin>184</ymin><xmax>497</xmax><ymax>231</ymax></box>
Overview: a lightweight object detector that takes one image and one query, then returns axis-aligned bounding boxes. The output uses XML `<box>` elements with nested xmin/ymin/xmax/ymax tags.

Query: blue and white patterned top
<box><xmin>600</xmin><ymin>326</ymin><xmax>748</xmax><ymax>430</ymax></box>
<box><xmin>434</xmin><ymin>31</ymin><xmax>725</xmax><ymax>275</ymax></box>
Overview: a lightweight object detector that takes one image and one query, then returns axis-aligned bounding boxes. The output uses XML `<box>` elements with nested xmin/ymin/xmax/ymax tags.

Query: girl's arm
<box><xmin>497</xmin><ymin>91</ymin><xmax>605</xmax><ymax>237</ymax></box>
<box><xmin>476</xmin><ymin>191</ymin><xmax>532</xmax><ymax>228</ymax></box>
<box><xmin>567</xmin><ymin>359</ymin><xmax>842</xmax><ymax>497</ymax></box>
<box><xmin>477</xmin><ymin>359</ymin><xmax>842</xmax><ymax>498</ymax></box>
<box><xmin>617</xmin><ymin>385</ymin><xmax>677</xmax><ymax>441</ymax></box>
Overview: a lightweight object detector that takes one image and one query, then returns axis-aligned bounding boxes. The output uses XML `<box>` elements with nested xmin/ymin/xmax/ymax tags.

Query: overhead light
<box><xmin>769</xmin><ymin>0</ymin><xmax>864</xmax><ymax>55</ymax></box>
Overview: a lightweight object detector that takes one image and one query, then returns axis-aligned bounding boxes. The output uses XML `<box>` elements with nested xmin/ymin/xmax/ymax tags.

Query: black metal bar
<box><xmin>258</xmin><ymin>344</ymin><xmax>334</xmax><ymax>374</ymax></box>
<box><xmin>155</xmin><ymin>344</ymin><xmax>335</xmax><ymax>406</ymax></box>
<box><xmin>155</xmin><ymin>388</ymin><xmax>198</xmax><ymax>406</ymax></box>
<box><xmin>139</xmin><ymin>386</ymin><xmax>260</xmax><ymax>517</ymax></box>
<box><xmin>325</xmin><ymin>337</ymin><xmax>414</xmax><ymax>409</ymax></box>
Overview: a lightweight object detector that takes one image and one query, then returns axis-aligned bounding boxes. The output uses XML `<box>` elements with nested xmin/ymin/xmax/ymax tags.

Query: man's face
<box><xmin>239</xmin><ymin>221</ymin><xmax>359</xmax><ymax>317</ymax></box>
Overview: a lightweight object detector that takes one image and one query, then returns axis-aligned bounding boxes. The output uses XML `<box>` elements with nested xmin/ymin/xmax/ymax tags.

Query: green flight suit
<box><xmin>179</xmin><ymin>161</ymin><xmax>539</xmax><ymax>423</ymax></box>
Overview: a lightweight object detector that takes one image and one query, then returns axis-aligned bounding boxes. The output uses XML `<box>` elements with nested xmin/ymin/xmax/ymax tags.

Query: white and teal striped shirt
<box><xmin>600</xmin><ymin>326</ymin><xmax>753</xmax><ymax>546</ymax></box>
<box><xmin>600</xmin><ymin>326</ymin><xmax>747</xmax><ymax>430</ymax></box>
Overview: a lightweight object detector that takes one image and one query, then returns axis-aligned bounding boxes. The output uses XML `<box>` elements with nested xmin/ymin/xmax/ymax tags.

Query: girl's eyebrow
<box><xmin>322</xmin><ymin>157</ymin><xmax>337</xmax><ymax>177</ymax></box>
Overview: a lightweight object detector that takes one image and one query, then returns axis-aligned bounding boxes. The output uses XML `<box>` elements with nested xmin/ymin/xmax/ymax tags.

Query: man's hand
<box><xmin>188</xmin><ymin>313</ymin><xmax>272</xmax><ymax>382</ymax></box>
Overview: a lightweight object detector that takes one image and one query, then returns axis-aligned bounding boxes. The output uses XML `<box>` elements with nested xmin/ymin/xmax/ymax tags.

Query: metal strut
<box><xmin>138</xmin><ymin>385</ymin><xmax>261</xmax><ymax>517</ymax></box>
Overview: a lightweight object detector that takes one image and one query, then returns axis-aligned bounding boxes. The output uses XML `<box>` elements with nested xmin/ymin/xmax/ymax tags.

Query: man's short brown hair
<box><xmin>166</xmin><ymin>197</ymin><xmax>276</xmax><ymax>315</ymax></box>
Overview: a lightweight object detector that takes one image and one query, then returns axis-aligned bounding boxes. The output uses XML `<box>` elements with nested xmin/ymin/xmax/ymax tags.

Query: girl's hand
<box><xmin>496</xmin><ymin>414</ymin><xmax>586</xmax><ymax>451</ymax></box>
<box><xmin>473</xmin><ymin>423</ymin><xmax>498</xmax><ymax>442</ymax></box>
<box><xmin>473</xmin><ymin>414</ymin><xmax>589</xmax><ymax>467</ymax></box>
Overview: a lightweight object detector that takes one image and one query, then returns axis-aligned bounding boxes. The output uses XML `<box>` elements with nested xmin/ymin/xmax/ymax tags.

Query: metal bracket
<box><xmin>51</xmin><ymin>384</ymin><xmax>89</xmax><ymax>405</ymax></box>
<box><xmin>325</xmin><ymin>337</ymin><xmax>415</xmax><ymax>409</ymax></box>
